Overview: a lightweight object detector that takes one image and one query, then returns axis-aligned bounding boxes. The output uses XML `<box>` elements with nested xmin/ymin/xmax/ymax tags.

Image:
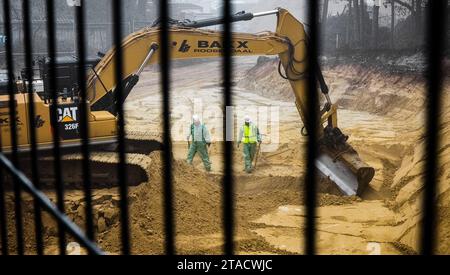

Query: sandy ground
<box><xmin>2</xmin><ymin>57</ymin><xmax>449</xmax><ymax>255</ymax></box>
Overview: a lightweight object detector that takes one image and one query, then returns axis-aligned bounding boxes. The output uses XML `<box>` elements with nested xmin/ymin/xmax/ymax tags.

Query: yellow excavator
<box><xmin>0</xmin><ymin>8</ymin><xmax>374</xmax><ymax>195</ymax></box>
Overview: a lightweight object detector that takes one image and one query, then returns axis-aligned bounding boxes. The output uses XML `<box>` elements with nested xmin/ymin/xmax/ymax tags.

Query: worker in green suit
<box><xmin>186</xmin><ymin>114</ymin><xmax>212</xmax><ymax>172</ymax></box>
<box><xmin>237</xmin><ymin>115</ymin><xmax>262</xmax><ymax>173</ymax></box>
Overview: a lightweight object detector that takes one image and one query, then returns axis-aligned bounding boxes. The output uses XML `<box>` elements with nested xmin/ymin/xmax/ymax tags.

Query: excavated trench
<box><xmin>3</xmin><ymin>139</ymin><xmax>164</xmax><ymax>190</ymax></box>
<box><xmin>2</xmin><ymin>56</ymin><xmax>449</xmax><ymax>254</ymax></box>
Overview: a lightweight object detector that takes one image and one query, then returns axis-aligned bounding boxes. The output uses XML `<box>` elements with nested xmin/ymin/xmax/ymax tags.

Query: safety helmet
<box><xmin>192</xmin><ymin>114</ymin><xmax>200</xmax><ymax>123</ymax></box>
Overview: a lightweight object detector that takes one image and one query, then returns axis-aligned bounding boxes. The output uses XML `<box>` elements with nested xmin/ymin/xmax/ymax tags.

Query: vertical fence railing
<box><xmin>46</xmin><ymin>0</ymin><xmax>67</xmax><ymax>255</ymax></box>
<box><xmin>0</xmin><ymin>145</ymin><xmax>6</xmax><ymax>255</ymax></box>
<box><xmin>0</xmin><ymin>2</ymin><xmax>10</xmax><ymax>256</ymax></box>
<box><xmin>112</xmin><ymin>0</ymin><xmax>131</xmax><ymax>255</ymax></box>
<box><xmin>421</xmin><ymin>0</ymin><xmax>446</xmax><ymax>255</ymax></box>
<box><xmin>159</xmin><ymin>0</ymin><xmax>175</xmax><ymax>255</ymax></box>
<box><xmin>75</xmin><ymin>0</ymin><xmax>95</xmax><ymax>247</ymax></box>
<box><xmin>2</xmin><ymin>0</ymin><xmax>24</xmax><ymax>255</ymax></box>
<box><xmin>305</xmin><ymin>1</ymin><xmax>319</xmax><ymax>255</ymax></box>
<box><xmin>22</xmin><ymin>0</ymin><xmax>44</xmax><ymax>255</ymax></box>
<box><xmin>221</xmin><ymin>0</ymin><xmax>234</xmax><ymax>255</ymax></box>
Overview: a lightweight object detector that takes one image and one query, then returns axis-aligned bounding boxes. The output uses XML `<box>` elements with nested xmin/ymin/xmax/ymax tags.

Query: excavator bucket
<box><xmin>315</xmin><ymin>149</ymin><xmax>375</xmax><ymax>196</ymax></box>
<box><xmin>314</xmin><ymin>126</ymin><xmax>375</xmax><ymax>196</ymax></box>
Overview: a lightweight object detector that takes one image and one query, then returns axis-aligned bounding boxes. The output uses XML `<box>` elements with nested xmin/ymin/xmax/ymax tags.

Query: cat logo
<box><xmin>57</xmin><ymin>106</ymin><xmax>78</xmax><ymax>122</ymax></box>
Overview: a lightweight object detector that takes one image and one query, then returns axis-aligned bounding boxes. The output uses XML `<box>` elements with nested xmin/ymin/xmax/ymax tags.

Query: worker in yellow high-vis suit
<box><xmin>237</xmin><ymin>115</ymin><xmax>262</xmax><ymax>173</ymax></box>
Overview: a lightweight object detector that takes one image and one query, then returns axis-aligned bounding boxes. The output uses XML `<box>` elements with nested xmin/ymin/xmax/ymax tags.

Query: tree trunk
<box><xmin>322</xmin><ymin>0</ymin><xmax>329</xmax><ymax>25</ymax></box>
<box><xmin>321</xmin><ymin>0</ymin><xmax>329</xmax><ymax>49</ymax></box>
<box><xmin>347</xmin><ymin>0</ymin><xmax>353</xmax><ymax>47</ymax></box>
<box><xmin>359</xmin><ymin>0</ymin><xmax>365</xmax><ymax>49</ymax></box>
<box><xmin>353</xmin><ymin>0</ymin><xmax>360</xmax><ymax>47</ymax></box>
<box><xmin>372</xmin><ymin>3</ymin><xmax>380</xmax><ymax>49</ymax></box>
<box><xmin>391</xmin><ymin>0</ymin><xmax>395</xmax><ymax>49</ymax></box>
<box><xmin>415</xmin><ymin>0</ymin><xmax>423</xmax><ymax>44</ymax></box>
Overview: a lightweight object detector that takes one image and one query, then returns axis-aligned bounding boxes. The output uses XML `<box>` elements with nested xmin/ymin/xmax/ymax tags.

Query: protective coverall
<box><xmin>186</xmin><ymin>122</ymin><xmax>212</xmax><ymax>171</ymax></box>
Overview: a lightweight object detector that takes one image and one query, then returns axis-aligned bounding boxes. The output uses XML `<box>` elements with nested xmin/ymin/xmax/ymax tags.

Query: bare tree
<box><xmin>347</xmin><ymin>0</ymin><xmax>353</xmax><ymax>47</ymax></box>
<box><xmin>322</xmin><ymin>0</ymin><xmax>330</xmax><ymax>25</ymax></box>
<box><xmin>372</xmin><ymin>1</ymin><xmax>380</xmax><ymax>49</ymax></box>
<box><xmin>359</xmin><ymin>0</ymin><xmax>365</xmax><ymax>48</ymax></box>
<box><xmin>390</xmin><ymin>0</ymin><xmax>395</xmax><ymax>48</ymax></box>
<box><xmin>390</xmin><ymin>0</ymin><xmax>427</xmax><ymax>46</ymax></box>
<box><xmin>353</xmin><ymin>0</ymin><xmax>360</xmax><ymax>46</ymax></box>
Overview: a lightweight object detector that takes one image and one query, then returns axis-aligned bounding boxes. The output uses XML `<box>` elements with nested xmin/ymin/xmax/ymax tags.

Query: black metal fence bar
<box><xmin>0</xmin><ymin>12</ymin><xmax>7</xmax><ymax>254</ymax></box>
<box><xmin>304</xmin><ymin>0</ymin><xmax>319</xmax><ymax>255</ymax></box>
<box><xmin>112</xmin><ymin>0</ymin><xmax>131</xmax><ymax>255</ymax></box>
<box><xmin>221</xmin><ymin>0</ymin><xmax>234</xmax><ymax>255</ymax></box>
<box><xmin>159</xmin><ymin>0</ymin><xmax>175</xmax><ymax>255</ymax></box>
<box><xmin>2</xmin><ymin>0</ymin><xmax>24</xmax><ymax>255</ymax></box>
<box><xmin>75</xmin><ymin>1</ymin><xmax>95</xmax><ymax>245</ymax></box>
<box><xmin>421</xmin><ymin>0</ymin><xmax>446</xmax><ymax>255</ymax></box>
<box><xmin>0</xmin><ymin>154</ymin><xmax>104</xmax><ymax>255</ymax></box>
<box><xmin>0</xmin><ymin>147</ymin><xmax>7</xmax><ymax>254</ymax></box>
<box><xmin>46</xmin><ymin>0</ymin><xmax>67</xmax><ymax>255</ymax></box>
<box><xmin>22</xmin><ymin>0</ymin><xmax>44</xmax><ymax>255</ymax></box>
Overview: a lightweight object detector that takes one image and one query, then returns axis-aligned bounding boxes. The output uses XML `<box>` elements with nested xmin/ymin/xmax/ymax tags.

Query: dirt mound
<box><xmin>388</xmin><ymin>83</ymin><xmax>450</xmax><ymax>254</ymax></box>
<box><xmin>238</xmin><ymin>56</ymin><xmax>426</xmax><ymax>119</ymax></box>
<box><xmin>324</xmin><ymin>63</ymin><xmax>425</xmax><ymax>119</ymax></box>
<box><xmin>237</xmin><ymin>57</ymin><xmax>294</xmax><ymax>101</ymax></box>
<box><xmin>95</xmin><ymin>152</ymin><xmax>223</xmax><ymax>254</ymax></box>
<box><xmin>109</xmin><ymin>154</ymin><xmax>354</xmax><ymax>254</ymax></box>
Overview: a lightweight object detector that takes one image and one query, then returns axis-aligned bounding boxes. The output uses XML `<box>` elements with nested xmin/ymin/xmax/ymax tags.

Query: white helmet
<box><xmin>244</xmin><ymin>115</ymin><xmax>251</xmax><ymax>123</ymax></box>
<box><xmin>192</xmin><ymin>114</ymin><xmax>200</xmax><ymax>123</ymax></box>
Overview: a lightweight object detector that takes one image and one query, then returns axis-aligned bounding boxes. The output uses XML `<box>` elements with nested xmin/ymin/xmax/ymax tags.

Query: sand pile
<box><xmin>237</xmin><ymin>57</ymin><xmax>295</xmax><ymax>101</ymax></box>
<box><xmin>386</xmin><ymin>82</ymin><xmax>450</xmax><ymax>254</ymax></box>
<box><xmin>97</xmin><ymin>153</ymin><xmax>351</xmax><ymax>254</ymax></box>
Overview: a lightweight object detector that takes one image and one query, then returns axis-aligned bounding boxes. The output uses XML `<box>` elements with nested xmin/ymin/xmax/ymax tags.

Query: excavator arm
<box><xmin>87</xmin><ymin>9</ymin><xmax>324</xmax><ymax>123</ymax></box>
<box><xmin>86</xmin><ymin>8</ymin><xmax>374</xmax><ymax>196</ymax></box>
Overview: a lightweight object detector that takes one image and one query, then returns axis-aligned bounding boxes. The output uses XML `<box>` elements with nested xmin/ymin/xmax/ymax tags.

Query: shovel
<box><xmin>253</xmin><ymin>142</ymin><xmax>262</xmax><ymax>169</ymax></box>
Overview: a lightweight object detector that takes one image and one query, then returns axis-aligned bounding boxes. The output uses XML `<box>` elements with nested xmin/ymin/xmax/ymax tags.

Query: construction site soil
<box><xmin>2</xmin><ymin>55</ymin><xmax>449</xmax><ymax>255</ymax></box>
